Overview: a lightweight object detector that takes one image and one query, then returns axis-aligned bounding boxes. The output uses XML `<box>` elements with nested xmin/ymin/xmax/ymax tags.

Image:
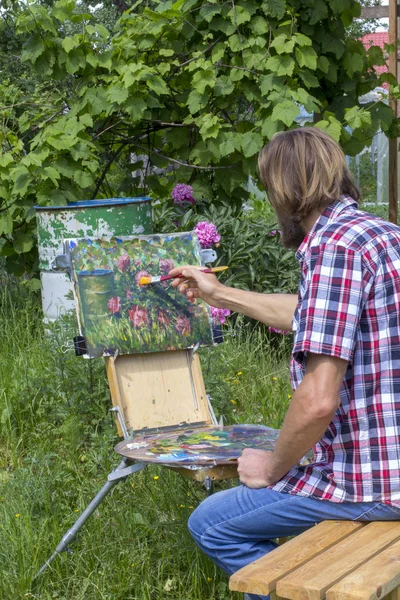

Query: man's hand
<box><xmin>169</xmin><ymin>265</ymin><xmax>298</xmax><ymax>331</ymax></box>
<box><xmin>237</xmin><ymin>448</ymin><xmax>279</xmax><ymax>488</ymax></box>
<box><xmin>169</xmin><ymin>266</ymin><xmax>226</xmax><ymax>307</ymax></box>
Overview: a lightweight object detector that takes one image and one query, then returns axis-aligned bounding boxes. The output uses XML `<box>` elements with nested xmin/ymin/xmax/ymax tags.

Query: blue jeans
<box><xmin>188</xmin><ymin>486</ymin><xmax>400</xmax><ymax>600</ymax></box>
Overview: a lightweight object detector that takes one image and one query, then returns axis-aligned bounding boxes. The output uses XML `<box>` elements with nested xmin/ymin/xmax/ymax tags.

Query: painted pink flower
<box><xmin>158</xmin><ymin>310</ymin><xmax>171</xmax><ymax>326</ymax></box>
<box><xmin>172</xmin><ymin>183</ymin><xmax>195</xmax><ymax>205</ymax></box>
<box><xmin>128</xmin><ymin>305</ymin><xmax>149</xmax><ymax>328</ymax></box>
<box><xmin>176</xmin><ymin>315</ymin><xmax>191</xmax><ymax>336</ymax></box>
<box><xmin>108</xmin><ymin>296</ymin><xmax>121</xmax><ymax>314</ymax></box>
<box><xmin>117</xmin><ymin>254</ymin><xmax>130</xmax><ymax>272</ymax></box>
<box><xmin>211</xmin><ymin>306</ymin><xmax>231</xmax><ymax>324</ymax></box>
<box><xmin>194</xmin><ymin>221</ymin><xmax>221</xmax><ymax>249</ymax></box>
<box><xmin>135</xmin><ymin>270</ymin><xmax>150</xmax><ymax>286</ymax></box>
<box><xmin>134</xmin><ymin>259</ymin><xmax>142</xmax><ymax>266</ymax></box>
<box><xmin>159</xmin><ymin>258</ymin><xmax>175</xmax><ymax>274</ymax></box>
<box><xmin>126</xmin><ymin>290</ymin><xmax>133</xmax><ymax>299</ymax></box>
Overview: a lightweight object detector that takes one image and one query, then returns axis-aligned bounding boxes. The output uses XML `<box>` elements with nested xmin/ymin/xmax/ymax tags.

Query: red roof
<box><xmin>361</xmin><ymin>32</ymin><xmax>389</xmax><ymax>85</ymax></box>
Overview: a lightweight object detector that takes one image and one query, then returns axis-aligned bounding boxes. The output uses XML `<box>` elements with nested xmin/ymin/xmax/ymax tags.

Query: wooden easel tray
<box><xmin>115</xmin><ymin>424</ymin><xmax>279</xmax><ymax>466</ymax></box>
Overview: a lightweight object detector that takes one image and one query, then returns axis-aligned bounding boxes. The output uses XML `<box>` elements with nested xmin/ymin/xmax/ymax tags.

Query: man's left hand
<box><xmin>237</xmin><ymin>448</ymin><xmax>280</xmax><ymax>488</ymax></box>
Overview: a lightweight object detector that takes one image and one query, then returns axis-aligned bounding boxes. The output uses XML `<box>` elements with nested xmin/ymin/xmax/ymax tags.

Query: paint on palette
<box><xmin>115</xmin><ymin>425</ymin><xmax>279</xmax><ymax>465</ymax></box>
<box><xmin>67</xmin><ymin>232</ymin><xmax>214</xmax><ymax>358</ymax></box>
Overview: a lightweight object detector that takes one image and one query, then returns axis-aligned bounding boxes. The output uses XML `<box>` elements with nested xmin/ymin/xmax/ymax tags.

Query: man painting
<box><xmin>170</xmin><ymin>128</ymin><xmax>400</xmax><ymax>600</ymax></box>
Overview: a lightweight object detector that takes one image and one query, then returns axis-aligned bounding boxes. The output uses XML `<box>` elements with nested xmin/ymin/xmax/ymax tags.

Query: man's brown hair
<box><xmin>258</xmin><ymin>127</ymin><xmax>360</xmax><ymax>222</ymax></box>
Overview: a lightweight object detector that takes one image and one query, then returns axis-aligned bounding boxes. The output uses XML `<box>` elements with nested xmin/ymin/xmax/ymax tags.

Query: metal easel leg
<box><xmin>35</xmin><ymin>407</ymin><xmax>146</xmax><ymax>579</ymax></box>
<box><xmin>34</xmin><ymin>458</ymin><xmax>147</xmax><ymax>578</ymax></box>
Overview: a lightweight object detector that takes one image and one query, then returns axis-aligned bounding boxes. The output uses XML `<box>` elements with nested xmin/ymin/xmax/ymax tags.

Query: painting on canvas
<box><xmin>67</xmin><ymin>232</ymin><xmax>214</xmax><ymax>358</ymax></box>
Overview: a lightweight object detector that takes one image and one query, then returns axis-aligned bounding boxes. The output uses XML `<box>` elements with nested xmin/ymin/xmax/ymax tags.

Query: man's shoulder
<box><xmin>313</xmin><ymin>209</ymin><xmax>400</xmax><ymax>256</ymax></box>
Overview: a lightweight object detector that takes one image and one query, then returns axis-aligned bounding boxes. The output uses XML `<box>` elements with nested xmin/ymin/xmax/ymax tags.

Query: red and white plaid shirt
<box><xmin>271</xmin><ymin>195</ymin><xmax>400</xmax><ymax>505</ymax></box>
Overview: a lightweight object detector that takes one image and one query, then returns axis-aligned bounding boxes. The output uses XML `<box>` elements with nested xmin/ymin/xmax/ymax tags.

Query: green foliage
<box><xmin>0</xmin><ymin>277</ymin><xmax>291</xmax><ymax>598</ymax></box>
<box><xmin>0</xmin><ymin>0</ymin><xmax>398</xmax><ymax>274</ymax></box>
<box><xmin>153</xmin><ymin>194</ymin><xmax>299</xmax><ymax>294</ymax></box>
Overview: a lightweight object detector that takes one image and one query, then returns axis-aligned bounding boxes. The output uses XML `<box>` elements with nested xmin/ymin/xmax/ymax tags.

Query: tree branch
<box><xmin>134</xmin><ymin>143</ymin><xmax>240</xmax><ymax>170</ymax></box>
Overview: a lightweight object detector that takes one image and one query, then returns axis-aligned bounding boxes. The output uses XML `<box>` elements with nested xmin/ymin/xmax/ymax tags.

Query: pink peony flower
<box><xmin>158</xmin><ymin>309</ymin><xmax>171</xmax><ymax>326</ymax></box>
<box><xmin>176</xmin><ymin>315</ymin><xmax>191</xmax><ymax>336</ymax></box>
<box><xmin>128</xmin><ymin>305</ymin><xmax>149</xmax><ymax>328</ymax></box>
<box><xmin>108</xmin><ymin>296</ymin><xmax>121</xmax><ymax>314</ymax></box>
<box><xmin>194</xmin><ymin>221</ymin><xmax>221</xmax><ymax>249</ymax></box>
<box><xmin>172</xmin><ymin>183</ymin><xmax>195</xmax><ymax>205</ymax></box>
<box><xmin>135</xmin><ymin>270</ymin><xmax>150</xmax><ymax>286</ymax></box>
<box><xmin>117</xmin><ymin>254</ymin><xmax>130</xmax><ymax>272</ymax></box>
<box><xmin>211</xmin><ymin>306</ymin><xmax>231</xmax><ymax>324</ymax></box>
<box><xmin>159</xmin><ymin>258</ymin><xmax>175</xmax><ymax>274</ymax></box>
<box><xmin>268</xmin><ymin>326</ymin><xmax>291</xmax><ymax>335</ymax></box>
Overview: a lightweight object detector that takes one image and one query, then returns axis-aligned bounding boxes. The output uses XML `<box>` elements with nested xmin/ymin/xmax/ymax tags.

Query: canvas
<box><xmin>66</xmin><ymin>232</ymin><xmax>214</xmax><ymax>358</ymax></box>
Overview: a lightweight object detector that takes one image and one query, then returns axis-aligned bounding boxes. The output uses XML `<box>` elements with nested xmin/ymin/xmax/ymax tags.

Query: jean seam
<box><xmin>353</xmin><ymin>502</ymin><xmax>385</xmax><ymax>521</ymax></box>
<box><xmin>193</xmin><ymin>492</ymin><xmax>298</xmax><ymax>545</ymax></box>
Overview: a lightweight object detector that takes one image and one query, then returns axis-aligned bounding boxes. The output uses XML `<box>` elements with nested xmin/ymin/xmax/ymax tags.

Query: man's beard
<box><xmin>276</xmin><ymin>213</ymin><xmax>307</xmax><ymax>250</ymax></box>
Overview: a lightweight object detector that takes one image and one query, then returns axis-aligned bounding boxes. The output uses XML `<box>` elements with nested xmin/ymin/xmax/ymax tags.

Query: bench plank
<box><xmin>326</xmin><ymin>538</ymin><xmax>400</xmax><ymax>600</ymax></box>
<box><xmin>229</xmin><ymin>520</ymin><xmax>364</xmax><ymax>595</ymax></box>
<box><xmin>277</xmin><ymin>522</ymin><xmax>400</xmax><ymax>600</ymax></box>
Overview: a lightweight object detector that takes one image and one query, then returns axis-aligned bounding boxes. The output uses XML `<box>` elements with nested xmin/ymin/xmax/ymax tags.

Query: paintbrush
<box><xmin>139</xmin><ymin>266</ymin><xmax>229</xmax><ymax>285</ymax></box>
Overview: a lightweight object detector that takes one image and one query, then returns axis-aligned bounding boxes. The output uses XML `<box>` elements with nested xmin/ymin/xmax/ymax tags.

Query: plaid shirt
<box><xmin>271</xmin><ymin>195</ymin><xmax>400</xmax><ymax>505</ymax></box>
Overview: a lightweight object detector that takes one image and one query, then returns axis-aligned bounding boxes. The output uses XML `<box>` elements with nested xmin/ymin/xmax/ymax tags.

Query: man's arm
<box><xmin>169</xmin><ymin>266</ymin><xmax>297</xmax><ymax>331</ymax></box>
<box><xmin>238</xmin><ymin>353</ymin><xmax>348</xmax><ymax>488</ymax></box>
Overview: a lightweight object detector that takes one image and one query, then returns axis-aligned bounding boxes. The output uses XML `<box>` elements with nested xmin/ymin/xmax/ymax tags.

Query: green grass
<box><xmin>0</xmin><ymin>276</ymin><xmax>292</xmax><ymax>600</ymax></box>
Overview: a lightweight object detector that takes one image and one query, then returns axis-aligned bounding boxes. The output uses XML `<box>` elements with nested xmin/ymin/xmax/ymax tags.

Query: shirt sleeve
<box><xmin>293</xmin><ymin>244</ymin><xmax>371</xmax><ymax>365</ymax></box>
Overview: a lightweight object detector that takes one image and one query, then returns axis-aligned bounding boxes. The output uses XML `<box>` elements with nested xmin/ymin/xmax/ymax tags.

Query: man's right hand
<box><xmin>169</xmin><ymin>265</ymin><xmax>297</xmax><ymax>331</ymax></box>
<box><xmin>169</xmin><ymin>266</ymin><xmax>225</xmax><ymax>307</ymax></box>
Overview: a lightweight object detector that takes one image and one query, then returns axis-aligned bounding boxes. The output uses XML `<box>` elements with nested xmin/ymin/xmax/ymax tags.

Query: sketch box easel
<box><xmin>105</xmin><ymin>349</ymin><xmax>239</xmax><ymax>483</ymax></box>
<box><xmin>36</xmin><ymin>232</ymin><xmax>238</xmax><ymax>577</ymax></box>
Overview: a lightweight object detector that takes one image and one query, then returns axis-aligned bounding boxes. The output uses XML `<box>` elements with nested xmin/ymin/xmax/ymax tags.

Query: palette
<box><xmin>115</xmin><ymin>424</ymin><xmax>279</xmax><ymax>466</ymax></box>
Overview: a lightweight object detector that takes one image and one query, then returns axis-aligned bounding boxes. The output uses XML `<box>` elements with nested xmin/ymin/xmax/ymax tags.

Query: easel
<box><xmin>36</xmin><ymin>322</ymin><xmax>237</xmax><ymax>578</ymax></box>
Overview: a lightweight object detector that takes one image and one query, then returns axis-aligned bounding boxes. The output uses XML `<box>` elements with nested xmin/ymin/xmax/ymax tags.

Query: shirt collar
<box><xmin>295</xmin><ymin>195</ymin><xmax>358</xmax><ymax>262</ymax></box>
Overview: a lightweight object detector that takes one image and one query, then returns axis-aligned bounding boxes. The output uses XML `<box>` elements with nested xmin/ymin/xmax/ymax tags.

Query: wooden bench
<box><xmin>229</xmin><ymin>520</ymin><xmax>400</xmax><ymax>599</ymax></box>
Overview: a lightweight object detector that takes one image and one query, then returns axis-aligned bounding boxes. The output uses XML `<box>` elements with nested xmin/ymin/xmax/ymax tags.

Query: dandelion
<box><xmin>107</xmin><ymin>296</ymin><xmax>121</xmax><ymax>314</ymax></box>
<box><xmin>233</xmin><ymin>379</ymin><xmax>239</xmax><ymax>385</ymax></box>
<box><xmin>288</xmin><ymin>394</ymin><xmax>292</xmax><ymax>399</ymax></box>
<box><xmin>237</xmin><ymin>371</ymin><xmax>242</xmax><ymax>376</ymax></box>
<box><xmin>153</xmin><ymin>475</ymin><xmax>159</xmax><ymax>481</ymax></box>
<box><xmin>230</xmin><ymin>399</ymin><xmax>237</xmax><ymax>405</ymax></box>
<box><xmin>131</xmin><ymin>563</ymin><xmax>136</xmax><ymax>567</ymax></box>
<box><xmin>210</xmin><ymin>306</ymin><xmax>231</xmax><ymax>324</ymax></box>
<box><xmin>117</xmin><ymin>253</ymin><xmax>130</xmax><ymax>272</ymax></box>
<box><xmin>194</xmin><ymin>221</ymin><xmax>221</xmax><ymax>249</ymax></box>
<box><xmin>74</xmin><ymin>509</ymin><xmax>79</xmax><ymax>513</ymax></box>
<box><xmin>207</xmin><ymin>577</ymin><xmax>213</xmax><ymax>583</ymax></box>
<box><xmin>172</xmin><ymin>183</ymin><xmax>195</xmax><ymax>205</ymax></box>
<box><xmin>176</xmin><ymin>315</ymin><xmax>191</xmax><ymax>336</ymax></box>
<box><xmin>15</xmin><ymin>514</ymin><xmax>20</xmax><ymax>518</ymax></box>
<box><xmin>179</xmin><ymin>504</ymin><xmax>185</xmax><ymax>508</ymax></box>
<box><xmin>188</xmin><ymin>506</ymin><xmax>194</xmax><ymax>509</ymax></box>
<box><xmin>272</xmin><ymin>377</ymin><xmax>278</xmax><ymax>381</ymax></box>
<box><xmin>131</xmin><ymin>482</ymin><xmax>135</xmax><ymax>488</ymax></box>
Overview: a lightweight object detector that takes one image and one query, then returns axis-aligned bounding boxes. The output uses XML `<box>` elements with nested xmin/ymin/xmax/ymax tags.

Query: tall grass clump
<box><xmin>0</xmin><ymin>275</ymin><xmax>292</xmax><ymax>600</ymax></box>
